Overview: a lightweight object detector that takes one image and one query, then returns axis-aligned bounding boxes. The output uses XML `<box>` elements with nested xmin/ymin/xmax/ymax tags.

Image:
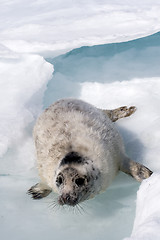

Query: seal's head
<box><xmin>55</xmin><ymin>152</ymin><xmax>100</xmax><ymax>206</ymax></box>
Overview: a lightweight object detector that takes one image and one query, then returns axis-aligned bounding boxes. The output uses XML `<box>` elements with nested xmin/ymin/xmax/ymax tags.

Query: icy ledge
<box><xmin>0</xmin><ymin>49</ymin><xmax>53</xmax><ymax>174</ymax></box>
<box><xmin>124</xmin><ymin>173</ymin><xmax>160</xmax><ymax>240</ymax></box>
<box><xmin>1</xmin><ymin>0</ymin><xmax>160</xmax><ymax>57</ymax></box>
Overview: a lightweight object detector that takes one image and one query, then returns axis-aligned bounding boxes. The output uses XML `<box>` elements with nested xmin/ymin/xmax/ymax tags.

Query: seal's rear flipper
<box><xmin>102</xmin><ymin>106</ymin><xmax>136</xmax><ymax>122</ymax></box>
<box><xmin>28</xmin><ymin>183</ymin><xmax>52</xmax><ymax>199</ymax></box>
<box><xmin>120</xmin><ymin>158</ymin><xmax>153</xmax><ymax>182</ymax></box>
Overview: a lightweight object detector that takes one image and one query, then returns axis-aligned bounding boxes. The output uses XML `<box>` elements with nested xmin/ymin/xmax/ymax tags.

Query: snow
<box><xmin>124</xmin><ymin>174</ymin><xmax>160</xmax><ymax>240</ymax></box>
<box><xmin>1</xmin><ymin>0</ymin><xmax>160</xmax><ymax>57</ymax></box>
<box><xmin>0</xmin><ymin>51</ymin><xmax>53</xmax><ymax>174</ymax></box>
<box><xmin>1</xmin><ymin>0</ymin><xmax>160</xmax><ymax>240</ymax></box>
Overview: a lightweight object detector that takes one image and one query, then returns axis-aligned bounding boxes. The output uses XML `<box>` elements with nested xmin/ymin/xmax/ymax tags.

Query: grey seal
<box><xmin>28</xmin><ymin>99</ymin><xmax>152</xmax><ymax>206</ymax></box>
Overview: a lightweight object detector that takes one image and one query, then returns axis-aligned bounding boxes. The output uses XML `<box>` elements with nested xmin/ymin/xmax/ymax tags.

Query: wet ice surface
<box><xmin>1</xmin><ymin>173</ymin><xmax>139</xmax><ymax>240</ymax></box>
<box><xmin>1</xmin><ymin>1</ymin><xmax>160</xmax><ymax>239</ymax></box>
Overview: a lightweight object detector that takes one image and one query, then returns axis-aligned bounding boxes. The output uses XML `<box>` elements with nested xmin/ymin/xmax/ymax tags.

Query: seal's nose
<box><xmin>58</xmin><ymin>193</ymin><xmax>77</xmax><ymax>206</ymax></box>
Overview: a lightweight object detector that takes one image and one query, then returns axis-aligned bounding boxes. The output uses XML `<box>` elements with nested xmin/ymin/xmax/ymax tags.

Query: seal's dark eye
<box><xmin>75</xmin><ymin>178</ymin><xmax>85</xmax><ymax>187</ymax></box>
<box><xmin>56</xmin><ymin>176</ymin><xmax>63</xmax><ymax>186</ymax></box>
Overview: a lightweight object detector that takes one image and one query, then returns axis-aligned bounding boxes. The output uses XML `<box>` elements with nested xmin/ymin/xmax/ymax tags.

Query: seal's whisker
<box><xmin>75</xmin><ymin>204</ymin><xmax>83</xmax><ymax>215</ymax></box>
<box><xmin>77</xmin><ymin>203</ymin><xmax>86</xmax><ymax>214</ymax></box>
<box><xmin>48</xmin><ymin>202</ymin><xmax>58</xmax><ymax>211</ymax></box>
<box><xmin>72</xmin><ymin>206</ymin><xmax>77</xmax><ymax>214</ymax></box>
<box><xmin>46</xmin><ymin>197</ymin><xmax>60</xmax><ymax>212</ymax></box>
<box><xmin>48</xmin><ymin>202</ymin><xmax>57</xmax><ymax>208</ymax></box>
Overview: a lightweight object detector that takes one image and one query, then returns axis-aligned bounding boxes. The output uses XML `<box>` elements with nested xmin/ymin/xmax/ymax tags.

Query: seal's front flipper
<box><xmin>120</xmin><ymin>158</ymin><xmax>153</xmax><ymax>182</ymax></box>
<box><xmin>103</xmin><ymin>106</ymin><xmax>136</xmax><ymax>122</ymax></box>
<box><xmin>28</xmin><ymin>183</ymin><xmax>52</xmax><ymax>199</ymax></box>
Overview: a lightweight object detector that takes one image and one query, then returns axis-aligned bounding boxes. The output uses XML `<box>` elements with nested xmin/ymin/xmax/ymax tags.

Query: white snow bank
<box><xmin>124</xmin><ymin>173</ymin><xmax>160</xmax><ymax>240</ymax></box>
<box><xmin>0</xmin><ymin>48</ymin><xmax>53</xmax><ymax>174</ymax></box>
<box><xmin>1</xmin><ymin>0</ymin><xmax>160</xmax><ymax>57</ymax></box>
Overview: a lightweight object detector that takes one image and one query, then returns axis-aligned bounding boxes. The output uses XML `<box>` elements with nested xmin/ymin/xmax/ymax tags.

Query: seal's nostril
<box><xmin>65</xmin><ymin>194</ymin><xmax>70</xmax><ymax>202</ymax></box>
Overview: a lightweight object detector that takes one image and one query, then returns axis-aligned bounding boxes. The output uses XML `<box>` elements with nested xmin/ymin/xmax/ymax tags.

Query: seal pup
<box><xmin>28</xmin><ymin>99</ymin><xmax>152</xmax><ymax>206</ymax></box>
